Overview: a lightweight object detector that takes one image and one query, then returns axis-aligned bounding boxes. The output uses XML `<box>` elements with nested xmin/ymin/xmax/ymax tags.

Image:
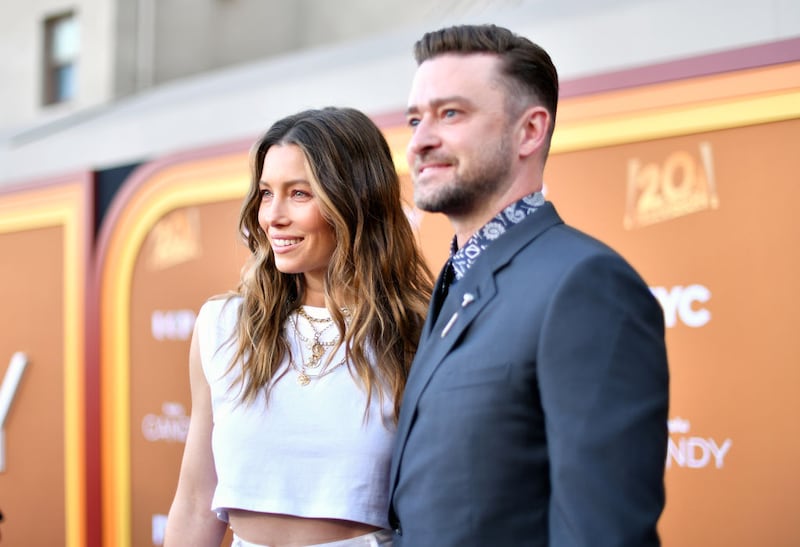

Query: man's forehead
<box><xmin>416</xmin><ymin>52</ymin><xmax>500</xmax><ymax>75</ymax></box>
<box><xmin>409</xmin><ymin>54</ymin><xmax>503</xmax><ymax>104</ymax></box>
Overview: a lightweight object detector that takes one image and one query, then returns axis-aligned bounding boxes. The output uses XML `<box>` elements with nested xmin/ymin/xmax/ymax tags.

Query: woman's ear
<box><xmin>518</xmin><ymin>106</ymin><xmax>550</xmax><ymax>159</ymax></box>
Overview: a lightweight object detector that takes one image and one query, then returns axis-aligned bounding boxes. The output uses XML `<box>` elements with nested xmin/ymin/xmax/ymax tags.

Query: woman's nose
<box><xmin>261</xmin><ymin>196</ymin><xmax>288</xmax><ymax>226</ymax></box>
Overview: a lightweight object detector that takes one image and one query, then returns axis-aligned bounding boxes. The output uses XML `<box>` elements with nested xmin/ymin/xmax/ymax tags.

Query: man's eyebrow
<box><xmin>406</xmin><ymin>96</ymin><xmax>473</xmax><ymax>116</ymax></box>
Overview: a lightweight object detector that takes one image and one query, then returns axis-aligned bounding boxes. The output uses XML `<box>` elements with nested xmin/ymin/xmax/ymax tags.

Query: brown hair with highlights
<box><xmin>229</xmin><ymin>106</ymin><xmax>433</xmax><ymax>421</ymax></box>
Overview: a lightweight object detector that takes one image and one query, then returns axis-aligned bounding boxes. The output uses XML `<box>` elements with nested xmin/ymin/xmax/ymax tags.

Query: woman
<box><xmin>165</xmin><ymin>107</ymin><xmax>433</xmax><ymax>547</ymax></box>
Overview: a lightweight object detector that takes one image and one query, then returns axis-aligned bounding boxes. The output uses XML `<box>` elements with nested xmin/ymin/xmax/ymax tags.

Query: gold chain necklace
<box><xmin>290</xmin><ymin>306</ymin><xmax>349</xmax><ymax>386</ymax></box>
<box><xmin>290</xmin><ymin>348</ymin><xmax>347</xmax><ymax>387</ymax></box>
<box><xmin>294</xmin><ymin>307</ymin><xmax>338</xmax><ymax>369</ymax></box>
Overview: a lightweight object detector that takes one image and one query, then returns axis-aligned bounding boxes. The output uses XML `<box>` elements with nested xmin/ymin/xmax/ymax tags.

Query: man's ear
<box><xmin>518</xmin><ymin>106</ymin><xmax>550</xmax><ymax>159</ymax></box>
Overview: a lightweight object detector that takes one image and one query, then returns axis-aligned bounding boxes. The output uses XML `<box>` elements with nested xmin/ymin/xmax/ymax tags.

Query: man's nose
<box><xmin>407</xmin><ymin>117</ymin><xmax>439</xmax><ymax>157</ymax></box>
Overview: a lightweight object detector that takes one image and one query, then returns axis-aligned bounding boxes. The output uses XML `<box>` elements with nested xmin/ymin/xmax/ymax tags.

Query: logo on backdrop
<box><xmin>152</xmin><ymin>513</ymin><xmax>167</xmax><ymax>546</ymax></box>
<box><xmin>0</xmin><ymin>352</ymin><xmax>28</xmax><ymax>472</ymax></box>
<box><xmin>667</xmin><ymin>416</ymin><xmax>732</xmax><ymax>469</ymax></box>
<box><xmin>649</xmin><ymin>284</ymin><xmax>711</xmax><ymax>328</ymax></box>
<box><xmin>142</xmin><ymin>402</ymin><xmax>190</xmax><ymax>443</ymax></box>
<box><xmin>151</xmin><ymin>309</ymin><xmax>196</xmax><ymax>341</ymax></box>
<box><xmin>625</xmin><ymin>141</ymin><xmax>719</xmax><ymax>229</ymax></box>
<box><xmin>144</xmin><ymin>207</ymin><xmax>203</xmax><ymax>270</ymax></box>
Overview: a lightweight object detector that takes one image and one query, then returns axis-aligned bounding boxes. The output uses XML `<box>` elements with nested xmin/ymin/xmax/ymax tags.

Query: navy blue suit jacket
<box><xmin>388</xmin><ymin>203</ymin><xmax>669</xmax><ymax>546</ymax></box>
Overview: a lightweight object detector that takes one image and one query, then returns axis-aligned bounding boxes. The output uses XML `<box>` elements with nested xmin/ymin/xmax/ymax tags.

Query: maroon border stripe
<box><xmin>560</xmin><ymin>36</ymin><xmax>800</xmax><ymax>98</ymax></box>
<box><xmin>371</xmin><ymin>35</ymin><xmax>800</xmax><ymax>123</ymax></box>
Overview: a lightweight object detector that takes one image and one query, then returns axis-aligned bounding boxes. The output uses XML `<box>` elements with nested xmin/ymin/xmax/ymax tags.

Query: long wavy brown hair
<box><xmin>227</xmin><ymin>106</ymin><xmax>433</xmax><ymax>421</ymax></box>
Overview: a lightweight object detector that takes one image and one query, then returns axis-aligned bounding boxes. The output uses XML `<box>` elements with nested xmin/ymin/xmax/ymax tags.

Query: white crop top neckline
<box><xmin>196</xmin><ymin>297</ymin><xmax>395</xmax><ymax>528</ymax></box>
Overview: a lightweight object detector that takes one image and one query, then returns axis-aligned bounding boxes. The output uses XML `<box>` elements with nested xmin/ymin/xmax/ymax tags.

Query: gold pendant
<box><xmin>307</xmin><ymin>342</ymin><xmax>324</xmax><ymax>368</ymax></box>
<box><xmin>297</xmin><ymin>372</ymin><xmax>310</xmax><ymax>386</ymax></box>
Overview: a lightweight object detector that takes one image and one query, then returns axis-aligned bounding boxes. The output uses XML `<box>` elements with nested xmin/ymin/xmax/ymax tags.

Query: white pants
<box><xmin>231</xmin><ymin>529</ymin><xmax>393</xmax><ymax>547</ymax></box>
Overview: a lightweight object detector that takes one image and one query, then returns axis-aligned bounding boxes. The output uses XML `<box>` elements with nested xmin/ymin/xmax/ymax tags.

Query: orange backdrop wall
<box><xmin>1</xmin><ymin>58</ymin><xmax>798</xmax><ymax>547</ymax></box>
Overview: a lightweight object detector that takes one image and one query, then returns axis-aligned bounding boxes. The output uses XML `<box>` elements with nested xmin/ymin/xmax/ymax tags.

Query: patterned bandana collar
<box><xmin>449</xmin><ymin>191</ymin><xmax>545</xmax><ymax>282</ymax></box>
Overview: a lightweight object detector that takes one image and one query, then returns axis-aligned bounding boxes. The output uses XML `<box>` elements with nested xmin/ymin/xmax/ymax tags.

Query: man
<box><xmin>388</xmin><ymin>24</ymin><xmax>669</xmax><ymax>546</ymax></box>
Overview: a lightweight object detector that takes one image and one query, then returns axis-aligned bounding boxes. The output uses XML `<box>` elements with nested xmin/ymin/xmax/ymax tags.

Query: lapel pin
<box><xmin>441</xmin><ymin>312</ymin><xmax>458</xmax><ymax>338</ymax></box>
<box><xmin>461</xmin><ymin>293</ymin><xmax>475</xmax><ymax>307</ymax></box>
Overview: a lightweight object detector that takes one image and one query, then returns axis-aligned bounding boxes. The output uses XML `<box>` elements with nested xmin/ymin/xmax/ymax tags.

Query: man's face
<box><xmin>405</xmin><ymin>53</ymin><xmax>515</xmax><ymax>217</ymax></box>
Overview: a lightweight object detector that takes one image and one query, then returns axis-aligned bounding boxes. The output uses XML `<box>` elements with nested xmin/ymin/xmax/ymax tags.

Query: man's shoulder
<box><xmin>515</xmin><ymin>220</ymin><xmax>649</xmax><ymax>283</ymax></box>
<box><xmin>547</xmin><ymin>221</ymin><xmax>617</xmax><ymax>253</ymax></box>
<box><xmin>522</xmin><ymin>219</ymin><xmax>617</xmax><ymax>260</ymax></box>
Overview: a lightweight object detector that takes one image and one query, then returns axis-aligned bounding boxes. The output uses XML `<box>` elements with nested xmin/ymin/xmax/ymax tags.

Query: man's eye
<box><xmin>407</xmin><ymin>117</ymin><xmax>420</xmax><ymax>128</ymax></box>
<box><xmin>443</xmin><ymin>109</ymin><xmax>458</xmax><ymax>118</ymax></box>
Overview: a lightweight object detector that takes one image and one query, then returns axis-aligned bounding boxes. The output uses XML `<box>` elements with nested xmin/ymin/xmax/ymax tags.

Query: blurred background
<box><xmin>1</xmin><ymin>1</ymin><xmax>799</xmax><ymax>546</ymax></box>
<box><xmin>2</xmin><ymin>0</ymin><xmax>799</xmax><ymax>185</ymax></box>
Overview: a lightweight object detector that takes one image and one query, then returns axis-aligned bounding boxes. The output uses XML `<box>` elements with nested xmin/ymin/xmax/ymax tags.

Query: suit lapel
<box><xmin>422</xmin><ymin>263</ymin><xmax>451</xmax><ymax>339</ymax></box>
<box><xmin>390</xmin><ymin>203</ymin><xmax>564</xmax><ymax>494</ymax></box>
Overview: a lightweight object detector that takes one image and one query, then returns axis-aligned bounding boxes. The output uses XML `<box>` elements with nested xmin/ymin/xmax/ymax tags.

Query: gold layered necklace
<box><xmin>290</xmin><ymin>306</ymin><xmax>348</xmax><ymax>386</ymax></box>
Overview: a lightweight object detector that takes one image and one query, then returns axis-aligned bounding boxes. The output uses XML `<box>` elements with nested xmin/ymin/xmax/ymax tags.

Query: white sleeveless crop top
<box><xmin>196</xmin><ymin>297</ymin><xmax>395</xmax><ymax>529</ymax></box>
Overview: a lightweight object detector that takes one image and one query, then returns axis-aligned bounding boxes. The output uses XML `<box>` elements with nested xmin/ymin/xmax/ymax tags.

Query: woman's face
<box><xmin>257</xmin><ymin>144</ymin><xmax>336</xmax><ymax>296</ymax></box>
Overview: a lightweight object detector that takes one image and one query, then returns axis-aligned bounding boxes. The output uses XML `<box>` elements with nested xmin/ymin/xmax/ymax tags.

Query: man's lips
<box><xmin>416</xmin><ymin>160</ymin><xmax>453</xmax><ymax>176</ymax></box>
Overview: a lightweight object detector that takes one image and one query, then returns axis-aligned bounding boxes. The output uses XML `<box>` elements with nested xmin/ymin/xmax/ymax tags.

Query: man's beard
<box><xmin>413</xmin><ymin>135</ymin><xmax>512</xmax><ymax>216</ymax></box>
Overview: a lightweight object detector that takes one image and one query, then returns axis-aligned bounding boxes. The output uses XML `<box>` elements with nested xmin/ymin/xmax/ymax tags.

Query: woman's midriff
<box><xmin>227</xmin><ymin>510</ymin><xmax>381</xmax><ymax>547</ymax></box>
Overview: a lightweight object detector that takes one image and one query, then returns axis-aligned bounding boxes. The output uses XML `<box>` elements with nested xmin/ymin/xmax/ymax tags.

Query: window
<box><xmin>43</xmin><ymin>12</ymin><xmax>79</xmax><ymax>105</ymax></box>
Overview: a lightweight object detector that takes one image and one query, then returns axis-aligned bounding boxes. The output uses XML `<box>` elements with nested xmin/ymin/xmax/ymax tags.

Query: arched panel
<box><xmin>0</xmin><ymin>174</ymin><xmax>91</xmax><ymax>547</ymax></box>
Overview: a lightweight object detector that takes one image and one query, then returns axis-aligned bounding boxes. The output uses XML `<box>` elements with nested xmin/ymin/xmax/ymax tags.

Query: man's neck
<box><xmin>451</xmin><ymin>187</ymin><xmax>543</xmax><ymax>248</ymax></box>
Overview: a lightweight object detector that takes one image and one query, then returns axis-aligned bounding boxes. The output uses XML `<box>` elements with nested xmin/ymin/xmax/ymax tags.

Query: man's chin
<box><xmin>413</xmin><ymin>194</ymin><xmax>447</xmax><ymax>214</ymax></box>
<box><xmin>414</xmin><ymin>200</ymin><xmax>443</xmax><ymax>214</ymax></box>
<box><xmin>414</xmin><ymin>183</ymin><xmax>478</xmax><ymax>215</ymax></box>
<box><xmin>415</xmin><ymin>197</ymin><xmax>473</xmax><ymax>217</ymax></box>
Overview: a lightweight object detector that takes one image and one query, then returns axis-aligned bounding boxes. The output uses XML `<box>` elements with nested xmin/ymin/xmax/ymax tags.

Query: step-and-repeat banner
<box><xmin>1</xmin><ymin>61</ymin><xmax>798</xmax><ymax>546</ymax></box>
